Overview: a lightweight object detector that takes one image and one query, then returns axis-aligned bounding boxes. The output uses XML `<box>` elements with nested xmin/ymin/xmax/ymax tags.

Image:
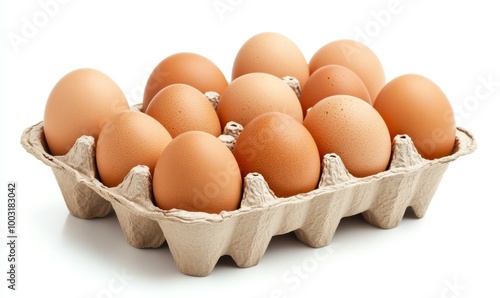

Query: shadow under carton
<box><xmin>21</xmin><ymin>121</ymin><xmax>476</xmax><ymax>276</ymax></box>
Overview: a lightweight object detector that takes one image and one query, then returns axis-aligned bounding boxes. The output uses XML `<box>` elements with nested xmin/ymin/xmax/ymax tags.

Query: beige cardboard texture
<box><xmin>21</xmin><ymin>120</ymin><xmax>476</xmax><ymax>276</ymax></box>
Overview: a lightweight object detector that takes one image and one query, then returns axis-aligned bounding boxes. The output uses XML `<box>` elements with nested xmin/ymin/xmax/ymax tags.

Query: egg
<box><xmin>217</xmin><ymin>72</ymin><xmax>303</xmax><ymax>129</ymax></box>
<box><xmin>44</xmin><ymin>68</ymin><xmax>130</xmax><ymax>156</ymax></box>
<box><xmin>96</xmin><ymin>110</ymin><xmax>172</xmax><ymax>187</ymax></box>
<box><xmin>303</xmin><ymin>95</ymin><xmax>391</xmax><ymax>177</ymax></box>
<box><xmin>232</xmin><ymin>32</ymin><xmax>309</xmax><ymax>89</ymax></box>
<box><xmin>145</xmin><ymin>84</ymin><xmax>221</xmax><ymax>138</ymax></box>
<box><xmin>233</xmin><ymin>112</ymin><xmax>321</xmax><ymax>198</ymax></box>
<box><xmin>309</xmin><ymin>39</ymin><xmax>385</xmax><ymax>101</ymax></box>
<box><xmin>374</xmin><ymin>74</ymin><xmax>456</xmax><ymax>160</ymax></box>
<box><xmin>153</xmin><ymin>131</ymin><xmax>242</xmax><ymax>214</ymax></box>
<box><xmin>142</xmin><ymin>52</ymin><xmax>228</xmax><ymax>111</ymax></box>
<box><xmin>300</xmin><ymin>64</ymin><xmax>371</xmax><ymax>116</ymax></box>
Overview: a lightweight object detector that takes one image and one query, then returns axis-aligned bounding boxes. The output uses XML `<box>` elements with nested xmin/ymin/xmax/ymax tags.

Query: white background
<box><xmin>1</xmin><ymin>0</ymin><xmax>499</xmax><ymax>297</ymax></box>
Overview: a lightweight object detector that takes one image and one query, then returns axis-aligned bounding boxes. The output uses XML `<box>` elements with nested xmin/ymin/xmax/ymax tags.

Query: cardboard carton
<box><xmin>21</xmin><ymin>117</ymin><xmax>476</xmax><ymax>276</ymax></box>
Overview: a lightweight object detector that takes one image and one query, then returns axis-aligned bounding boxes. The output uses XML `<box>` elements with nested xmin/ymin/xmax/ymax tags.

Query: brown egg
<box><xmin>303</xmin><ymin>95</ymin><xmax>391</xmax><ymax>177</ymax></box>
<box><xmin>374</xmin><ymin>74</ymin><xmax>456</xmax><ymax>160</ymax></box>
<box><xmin>217</xmin><ymin>72</ymin><xmax>303</xmax><ymax>129</ymax></box>
<box><xmin>233</xmin><ymin>112</ymin><xmax>321</xmax><ymax>198</ymax></box>
<box><xmin>232</xmin><ymin>32</ymin><xmax>309</xmax><ymax>89</ymax></box>
<box><xmin>309</xmin><ymin>39</ymin><xmax>385</xmax><ymax>101</ymax></box>
<box><xmin>300</xmin><ymin>64</ymin><xmax>371</xmax><ymax>116</ymax></box>
<box><xmin>44</xmin><ymin>68</ymin><xmax>130</xmax><ymax>156</ymax></box>
<box><xmin>96</xmin><ymin>110</ymin><xmax>172</xmax><ymax>187</ymax></box>
<box><xmin>142</xmin><ymin>52</ymin><xmax>228</xmax><ymax>111</ymax></box>
<box><xmin>145</xmin><ymin>84</ymin><xmax>221</xmax><ymax>138</ymax></box>
<box><xmin>153</xmin><ymin>131</ymin><xmax>242</xmax><ymax>214</ymax></box>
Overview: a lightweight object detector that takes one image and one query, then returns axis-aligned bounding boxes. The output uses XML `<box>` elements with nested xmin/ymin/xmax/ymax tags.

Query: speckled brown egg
<box><xmin>44</xmin><ymin>68</ymin><xmax>130</xmax><ymax>156</ymax></box>
<box><xmin>309</xmin><ymin>39</ymin><xmax>385</xmax><ymax>101</ymax></box>
<box><xmin>142</xmin><ymin>52</ymin><xmax>228</xmax><ymax>111</ymax></box>
<box><xmin>145</xmin><ymin>84</ymin><xmax>221</xmax><ymax>138</ymax></box>
<box><xmin>153</xmin><ymin>131</ymin><xmax>242</xmax><ymax>214</ymax></box>
<box><xmin>96</xmin><ymin>110</ymin><xmax>172</xmax><ymax>187</ymax></box>
<box><xmin>303</xmin><ymin>95</ymin><xmax>391</xmax><ymax>177</ymax></box>
<box><xmin>217</xmin><ymin>72</ymin><xmax>303</xmax><ymax>129</ymax></box>
<box><xmin>233</xmin><ymin>112</ymin><xmax>321</xmax><ymax>198</ymax></box>
<box><xmin>374</xmin><ymin>74</ymin><xmax>456</xmax><ymax>160</ymax></box>
<box><xmin>232</xmin><ymin>32</ymin><xmax>309</xmax><ymax>89</ymax></box>
<box><xmin>300</xmin><ymin>64</ymin><xmax>371</xmax><ymax>116</ymax></box>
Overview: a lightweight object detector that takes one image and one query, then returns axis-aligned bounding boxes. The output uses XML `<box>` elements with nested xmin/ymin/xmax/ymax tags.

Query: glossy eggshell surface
<box><xmin>142</xmin><ymin>52</ymin><xmax>228</xmax><ymax>111</ymax></box>
<box><xmin>153</xmin><ymin>131</ymin><xmax>242</xmax><ymax>214</ymax></box>
<box><xmin>309</xmin><ymin>39</ymin><xmax>385</xmax><ymax>101</ymax></box>
<box><xmin>232</xmin><ymin>32</ymin><xmax>309</xmax><ymax>89</ymax></box>
<box><xmin>304</xmin><ymin>95</ymin><xmax>391</xmax><ymax>177</ymax></box>
<box><xmin>374</xmin><ymin>74</ymin><xmax>456</xmax><ymax>160</ymax></box>
<box><xmin>145</xmin><ymin>84</ymin><xmax>221</xmax><ymax>138</ymax></box>
<box><xmin>43</xmin><ymin>68</ymin><xmax>130</xmax><ymax>156</ymax></box>
<box><xmin>233</xmin><ymin>112</ymin><xmax>321</xmax><ymax>198</ymax></box>
<box><xmin>300</xmin><ymin>64</ymin><xmax>372</xmax><ymax>116</ymax></box>
<box><xmin>96</xmin><ymin>111</ymin><xmax>172</xmax><ymax>188</ymax></box>
<box><xmin>217</xmin><ymin>72</ymin><xmax>303</xmax><ymax>129</ymax></box>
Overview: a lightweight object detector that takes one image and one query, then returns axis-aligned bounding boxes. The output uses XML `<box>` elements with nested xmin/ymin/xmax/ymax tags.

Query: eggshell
<box><xmin>309</xmin><ymin>39</ymin><xmax>385</xmax><ymax>101</ymax></box>
<box><xmin>304</xmin><ymin>95</ymin><xmax>391</xmax><ymax>177</ymax></box>
<box><xmin>143</xmin><ymin>52</ymin><xmax>228</xmax><ymax>111</ymax></box>
<box><xmin>232</xmin><ymin>32</ymin><xmax>309</xmax><ymax>89</ymax></box>
<box><xmin>145</xmin><ymin>84</ymin><xmax>221</xmax><ymax>138</ymax></box>
<box><xmin>374</xmin><ymin>74</ymin><xmax>456</xmax><ymax>160</ymax></box>
<box><xmin>153</xmin><ymin>131</ymin><xmax>242</xmax><ymax>214</ymax></box>
<box><xmin>233</xmin><ymin>112</ymin><xmax>321</xmax><ymax>198</ymax></box>
<box><xmin>217</xmin><ymin>72</ymin><xmax>303</xmax><ymax>129</ymax></box>
<box><xmin>96</xmin><ymin>110</ymin><xmax>172</xmax><ymax>187</ymax></box>
<box><xmin>300</xmin><ymin>64</ymin><xmax>372</xmax><ymax>116</ymax></box>
<box><xmin>44</xmin><ymin>68</ymin><xmax>130</xmax><ymax>156</ymax></box>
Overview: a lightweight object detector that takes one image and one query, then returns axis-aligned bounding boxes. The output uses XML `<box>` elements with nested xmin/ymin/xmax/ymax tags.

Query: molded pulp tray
<box><xmin>21</xmin><ymin>120</ymin><xmax>476</xmax><ymax>276</ymax></box>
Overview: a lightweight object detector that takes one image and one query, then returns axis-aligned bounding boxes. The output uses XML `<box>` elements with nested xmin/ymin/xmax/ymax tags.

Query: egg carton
<box><xmin>21</xmin><ymin>117</ymin><xmax>476</xmax><ymax>276</ymax></box>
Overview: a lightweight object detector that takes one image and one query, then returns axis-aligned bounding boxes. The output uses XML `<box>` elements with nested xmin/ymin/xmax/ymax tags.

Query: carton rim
<box><xmin>21</xmin><ymin>121</ymin><xmax>477</xmax><ymax>224</ymax></box>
